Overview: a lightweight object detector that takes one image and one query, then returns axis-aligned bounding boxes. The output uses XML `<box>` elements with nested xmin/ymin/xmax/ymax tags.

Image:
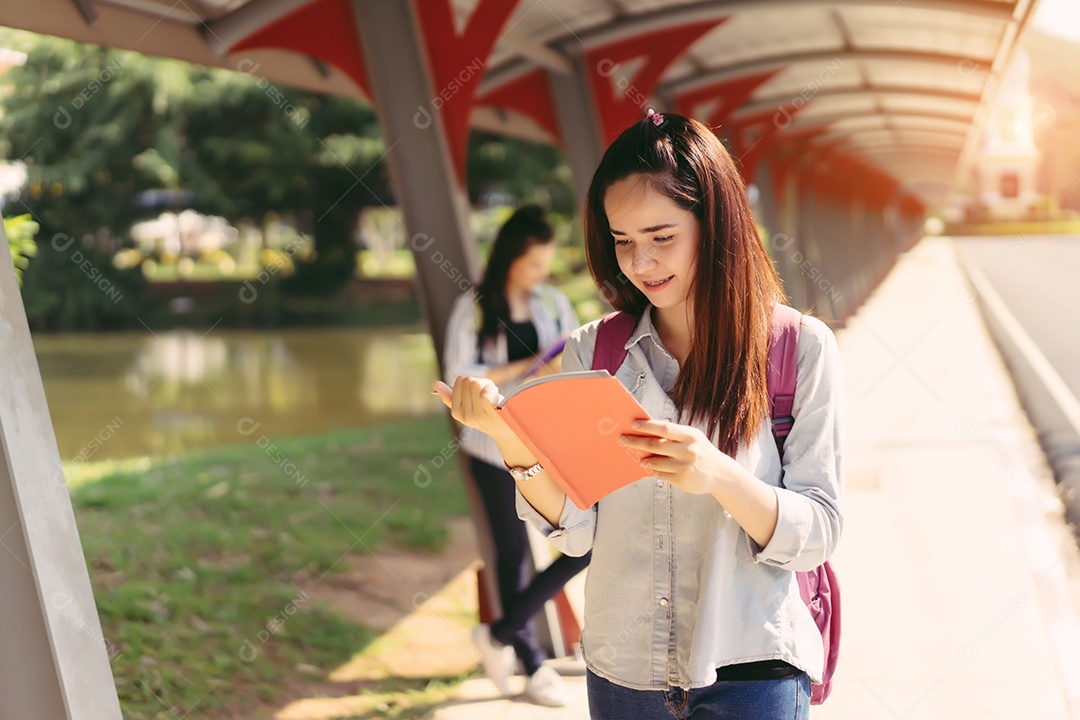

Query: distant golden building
<box><xmin>969</xmin><ymin>50</ymin><xmax>1042</xmax><ymax>221</ymax></box>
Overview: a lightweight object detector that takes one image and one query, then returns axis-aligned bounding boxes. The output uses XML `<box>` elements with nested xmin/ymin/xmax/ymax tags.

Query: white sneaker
<box><xmin>523</xmin><ymin>664</ymin><xmax>570</xmax><ymax>707</ymax></box>
<box><xmin>471</xmin><ymin>624</ymin><xmax>514</xmax><ymax>696</ymax></box>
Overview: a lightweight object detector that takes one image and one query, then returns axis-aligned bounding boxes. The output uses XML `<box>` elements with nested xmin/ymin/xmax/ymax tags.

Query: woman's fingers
<box><xmin>630</xmin><ymin>419</ymin><xmax>694</xmax><ymax>442</ymax></box>
<box><xmin>451</xmin><ymin>377</ymin><xmax>468</xmax><ymax>424</ymax></box>
<box><xmin>442</xmin><ymin>376</ymin><xmax>502</xmax><ymax>430</ymax></box>
<box><xmin>640</xmin><ymin>454</ymin><xmax>680</xmax><ymax>474</ymax></box>
<box><xmin>621</xmin><ymin>433</ymin><xmax>697</xmax><ymax>472</ymax></box>
<box><xmin>460</xmin><ymin>377</ymin><xmax>478</xmax><ymax>420</ymax></box>
<box><xmin>432</xmin><ymin>381</ymin><xmax>453</xmax><ymax>409</ymax></box>
<box><xmin>620</xmin><ymin>433</ymin><xmax>677</xmax><ymax>456</ymax></box>
<box><xmin>478</xmin><ymin>382</ymin><xmax>501</xmax><ymax>408</ymax></box>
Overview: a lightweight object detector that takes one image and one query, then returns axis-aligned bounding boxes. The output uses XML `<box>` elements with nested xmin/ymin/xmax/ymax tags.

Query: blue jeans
<box><xmin>586</xmin><ymin>669</ymin><xmax>811</xmax><ymax>720</ymax></box>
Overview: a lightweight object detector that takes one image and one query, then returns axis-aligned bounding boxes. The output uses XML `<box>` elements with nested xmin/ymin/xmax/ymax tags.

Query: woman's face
<box><xmin>506</xmin><ymin>241</ymin><xmax>556</xmax><ymax>295</ymax></box>
<box><xmin>605</xmin><ymin>174</ymin><xmax>700</xmax><ymax>313</ymax></box>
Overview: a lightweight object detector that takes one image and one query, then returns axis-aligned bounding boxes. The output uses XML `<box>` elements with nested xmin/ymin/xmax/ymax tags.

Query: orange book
<box><xmin>497</xmin><ymin>371</ymin><xmax>653</xmax><ymax>509</ymax></box>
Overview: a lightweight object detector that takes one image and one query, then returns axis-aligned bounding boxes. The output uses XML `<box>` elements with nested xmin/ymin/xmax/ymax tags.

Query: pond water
<box><xmin>34</xmin><ymin>326</ymin><xmax>445</xmax><ymax>463</ymax></box>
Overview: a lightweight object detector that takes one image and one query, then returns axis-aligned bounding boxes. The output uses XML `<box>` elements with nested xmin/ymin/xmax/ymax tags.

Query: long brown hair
<box><xmin>476</xmin><ymin>205</ymin><xmax>554</xmax><ymax>344</ymax></box>
<box><xmin>584</xmin><ymin>113</ymin><xmax>786</xmax><ymax>455</ymax></box>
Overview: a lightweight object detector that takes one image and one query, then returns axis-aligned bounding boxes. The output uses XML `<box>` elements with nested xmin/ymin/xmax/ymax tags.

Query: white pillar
<box><xmin>547</xmin><ymin>57</ymin><xmax>605</xmax><ymax>213</ymax></box>
<box><xmin>352</xmin><ymin>0</ymin><xmax>480</xmax><ymax>362</ymax></box>
<box><xmin>0</xmin><ymin>214</ymin><xmax>123</xmax><ymax>719</ymax></box>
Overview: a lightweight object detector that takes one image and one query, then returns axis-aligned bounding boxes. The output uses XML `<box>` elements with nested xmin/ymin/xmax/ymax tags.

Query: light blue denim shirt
<box><xmin>515</xmin><ymin>308</ymin><xmax>844</xmax><ymax>690</ymax></box>
<box><xmin>443</xmin><ymin>285</ymin><xmax>579</xmax><ymax>468</ymax></box>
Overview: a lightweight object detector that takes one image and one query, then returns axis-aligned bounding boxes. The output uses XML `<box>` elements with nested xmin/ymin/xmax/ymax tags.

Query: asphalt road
<box><xmin>954</xmin><ymin>234</ymin><xmax>1080</xmax><ymax>529</ymax></box>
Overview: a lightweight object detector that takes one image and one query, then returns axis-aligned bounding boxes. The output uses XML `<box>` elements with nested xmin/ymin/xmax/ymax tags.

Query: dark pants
<box><xmin>469</xmin><ymin>455</ymin><xmax>592</xmax><ymax>676</ymax></box>
<box><xmin>587</xmin><ymin>669</ymin><xmax>811</xmax><ymax>720</ymax></box>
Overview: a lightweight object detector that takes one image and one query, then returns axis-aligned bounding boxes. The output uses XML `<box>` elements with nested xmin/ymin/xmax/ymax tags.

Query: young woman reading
<box><xmin>437</xmin><ymin>113</ymin><xmax>843</xmax><ymax>719</ymax></box>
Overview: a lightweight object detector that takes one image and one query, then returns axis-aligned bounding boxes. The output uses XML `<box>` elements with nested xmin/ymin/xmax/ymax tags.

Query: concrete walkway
<box><xmin>428</xmin><ymin>236</ymin><xmax>1080</xmax><ymax>719</ymax></box>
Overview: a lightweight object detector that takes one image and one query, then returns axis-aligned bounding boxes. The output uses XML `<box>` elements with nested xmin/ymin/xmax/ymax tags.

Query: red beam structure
<box><xmin>583</xmin><ymin>19</ymin><xmax>726</xmax><ymax>146</ymax></box>
<box><xmin>230</xmin><ymin>0</ymin><xmax>372</xmax><ymax>94</ymax></box>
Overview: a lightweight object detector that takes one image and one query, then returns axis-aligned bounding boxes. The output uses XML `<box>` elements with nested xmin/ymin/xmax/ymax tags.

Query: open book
<box><xmin>497</xmin><ymin>370</ymin><xmax>653</xmax><ymax>509</ymax></box>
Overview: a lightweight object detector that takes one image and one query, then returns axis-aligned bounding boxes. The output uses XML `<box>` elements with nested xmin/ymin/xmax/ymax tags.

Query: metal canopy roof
<box><xmin>0</xmin><ymin>0</ymin><xmax>1038</xmax><ymax>204</ymax></box>
<box><xmin>475</xmin><ymin>0</ymin><xmax>1034</xmax><ymax>201</ymax></box>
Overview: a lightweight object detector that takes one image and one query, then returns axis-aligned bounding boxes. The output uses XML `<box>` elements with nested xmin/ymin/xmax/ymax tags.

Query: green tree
<box><xmin>4</xmin><ymin>213</ymin><xmax>37</xmax><ymax>284</ymax></box>
<box><xmin>467</xmin><ymin>131</ymin><xmax>576</xmax><ymax>216</ymax></box>
<box><xmin>0</xmin><ymin>36</ymin><xmax>192</xmax><ymax>239</ymax></box>
<box><xmin>181</xmin><ymin>73</ymin><xmax>389</xmax><ymax>293</ymax></box>
<box><xmin>0</xmin><ymin>34</ymin><xmax>390</xmax><ymax>297</ymax></box>
<box><xmin>0</xmin><ymin>30</ymin><xmax>577</xmax><ymax>314</ymax></box>
<box><xmin>0</xmin><ymin>36</ymin><xmax>178</xmax><ymax>329</ymax></box>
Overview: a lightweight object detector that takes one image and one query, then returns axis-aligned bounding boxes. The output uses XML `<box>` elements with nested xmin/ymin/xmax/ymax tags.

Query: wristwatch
<box><xmin>504</xmin><ymin>460</ymin><xmax>543</xmax><ymax>482</ymax></box>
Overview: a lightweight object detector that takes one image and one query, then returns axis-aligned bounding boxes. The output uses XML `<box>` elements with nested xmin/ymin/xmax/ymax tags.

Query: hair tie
<box><xmin>645</xmin><ymin>108</ymin><xmax>665</xmax><ymax>127</ymax></box>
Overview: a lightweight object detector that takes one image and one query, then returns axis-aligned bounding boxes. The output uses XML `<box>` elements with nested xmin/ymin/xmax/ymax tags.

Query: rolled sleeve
<box><xmin>443</xmin><ymin>291</ymin><xmax>489</xmax><ymax>383</ymax></box>
<box><xmin>515</xmin><ymin>490</ymin><xmax>597</xmax><ymax>557</ymax></box>
<box><xmin>749</xmin><ymin>317</ymin><xmax>844</xmax><ymax>571</ymax></box>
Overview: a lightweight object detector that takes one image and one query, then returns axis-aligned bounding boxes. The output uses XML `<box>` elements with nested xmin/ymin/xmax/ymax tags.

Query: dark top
<box><xmin>503</xmin><ymin>319</ymin><xmax>539</xmax><ymax>362</ymax></box>
<box><xmin>714</xmin><ymin>660</ymin><xmax>803</xmax><ymax>681</ymax></box>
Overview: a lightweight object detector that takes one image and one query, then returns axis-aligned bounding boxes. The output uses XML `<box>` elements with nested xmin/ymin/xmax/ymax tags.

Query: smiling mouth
<box><xmin>643</xmin><ymin>276</ymin><xmax>674</xmax><ymax>289</ymax></box>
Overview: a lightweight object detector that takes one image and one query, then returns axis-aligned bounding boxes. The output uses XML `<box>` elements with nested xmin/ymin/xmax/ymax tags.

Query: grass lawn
<box><xmin>69</xmin><ymin>416</ymin><xmax>474</xmax><ymax>719</ymax></box>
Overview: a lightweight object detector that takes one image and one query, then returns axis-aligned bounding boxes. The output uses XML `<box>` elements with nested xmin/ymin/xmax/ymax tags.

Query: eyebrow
<box><xmin>609</xmin><ymin>223</ymin><xmax>679</xmax><ymax>236</ymax></box>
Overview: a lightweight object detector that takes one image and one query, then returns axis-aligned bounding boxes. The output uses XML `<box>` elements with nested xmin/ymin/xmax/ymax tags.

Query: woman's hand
<box><xmin>433</xmin><ymin>377</ymin><xmax>514</xmax><ymax>442</ymax></box>
<box><xmin>619</xmin><ymin>420</ymin><xmax>735</xmax><ymax>496</ymax></box>
<box><xmin>622</xmin><ymin>420</ymin><xmax>781</xmax><ymax>549</ymax></box>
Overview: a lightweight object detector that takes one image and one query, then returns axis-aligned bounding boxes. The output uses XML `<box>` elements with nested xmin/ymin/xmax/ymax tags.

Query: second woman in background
<box><xmin>442</xmin><ymin>205</ymin><xmax>588</xmax><ymax>707</ymax></box>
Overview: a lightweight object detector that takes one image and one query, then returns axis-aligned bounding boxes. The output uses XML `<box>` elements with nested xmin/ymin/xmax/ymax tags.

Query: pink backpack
<box><xmin>591</xmin><ymin>304</ymin><xmax>841</xmax><ymax>704</ymax></box>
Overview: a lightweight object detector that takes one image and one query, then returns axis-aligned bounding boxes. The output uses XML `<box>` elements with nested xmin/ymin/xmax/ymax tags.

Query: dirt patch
<box><xmin>200</xmin><ymin>517</ymin><xmax>485</xmax><ymax>719</ymax></box>
<box><xmin>294</xmin><ymin>517</ymin><xmax>480</xmax><ymax>633</ymax></box>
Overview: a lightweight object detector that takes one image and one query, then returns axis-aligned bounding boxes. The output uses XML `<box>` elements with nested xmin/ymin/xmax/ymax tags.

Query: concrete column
<box><xmin>547</xmin><ymin>57</ymin><xmax>605</xmax><ymax>214</ymax></box>
<box><xmin>753</xmin><ymin>163</ymin><xmax>778</xmax><ymax>239</ymax></box>
<box><xmin>813</xmin><ymin>196</ymin><xmax>838</xmax><ymax>320</ymax></box>
<box><xmin>795</xmin><ymin>188</ymin><xmax>816</xmax><ymax>312</ymax></box>
<box><xmin>0</xmin><ymin>214</ymin><xmax>122</xmax><ymax>719</ymax></box>
<box><xmin>828</xmin><ymin>198</ymin><xmax>855</xmax><ymax>322</ymax></box>
<box><xmin>352</xmin><ymin>0</ymin><xmax>479</xmax><ymax>366</ymax></box>
<box><xmin>848</xmin><ymin>196</ymin><xmax>867</xmax><ymax>314</ymax></box>
<box><xmin>351</xmin><ymin>0</ymin><xmax>575</xmax><ymax>657</ymax></box>
<box><xmin>799</xmin><ymin>190</ymin><xmax>840</xmax><ymax>320</ymax></box>
<box><xmin>755</xmin><ymin>160</ymin><xmax>799</xmax><ymax>307</ymax></box>
<box><xmin>350</xmin><ymin>0</ymin><xmax>505</xmax><ymax>631</ymax></box>
<box><xmin>779</xmin><ymin>167</ymin><xmax>811</xmax><ymax>312</ymax></box>
<box><xmin>861</xmin><ymin>203</ymin><xmax>892</xmax><ymax>318</ymax></box>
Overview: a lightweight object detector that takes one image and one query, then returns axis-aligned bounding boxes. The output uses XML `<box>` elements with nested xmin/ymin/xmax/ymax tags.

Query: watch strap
<box><xmin>503</xmin><ymin>459</ymin><xmax>543</xmax><ymax>481</ymax></box>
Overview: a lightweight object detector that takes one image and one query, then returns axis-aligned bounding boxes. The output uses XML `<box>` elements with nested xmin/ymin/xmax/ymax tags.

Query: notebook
<box><xmin>497</xmin><ymin>370</ymin><xmax>653</xmax><ymax>509</ymax></box>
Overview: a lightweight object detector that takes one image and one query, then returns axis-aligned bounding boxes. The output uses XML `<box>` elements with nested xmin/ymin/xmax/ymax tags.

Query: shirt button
<box><xmin>659</xmin><ymin>597</ymin><xmax>669</xmax><ymax>607</ymax></box>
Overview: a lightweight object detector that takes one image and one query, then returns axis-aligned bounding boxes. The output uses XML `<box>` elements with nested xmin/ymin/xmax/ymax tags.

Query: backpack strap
<box><xmin>591</xmin><ymin>311</ymin><xmax>638</xmax><ymax>375</ymax></box>
<box><xmin>767</xmin><ymin>304</ymin><xmax>802</xmax><ymax>453</ymax></box>
<box><xmin>767</xmin><ymin>305</ymin><xmax>841</xmax><ymax>706</ymax></box>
